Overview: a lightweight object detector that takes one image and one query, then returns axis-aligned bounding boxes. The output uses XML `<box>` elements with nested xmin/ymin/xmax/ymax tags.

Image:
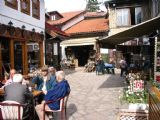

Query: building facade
<box><xmin>100</xmin><ymin>1</ymin><xmax>160</xmax><ymax>119</ymax></box>
<box><xmin>100</xmin><ymin>0</ymin><xmax>160</xmax><ymax>68</ymax></box>
<box><xmin>0</xmin><ymin>0</ymin><xmax>45</xmax><ymax>79</ymax></box>
<box><xmin>46</xmin><ymin>11</ymin><xmax>109</xmax><ymax>66</ymax></box>
<box><xmin>45</xmin><ymin>21</ymin><xmax>69</xmax><ymax>70</ymax></box>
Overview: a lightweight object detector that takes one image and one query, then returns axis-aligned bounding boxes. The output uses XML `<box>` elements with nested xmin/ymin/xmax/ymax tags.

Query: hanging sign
<box><xmin>133</xmin><ymin>80</ymin><xmax>144</xmax><ymax>92</ymax></box>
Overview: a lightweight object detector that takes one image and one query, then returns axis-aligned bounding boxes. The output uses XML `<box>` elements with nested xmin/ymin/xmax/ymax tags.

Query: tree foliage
<box><xmin>86</xmin><ymin>0</ymin><xmax>100</xmax><ymax>12</ymax></box>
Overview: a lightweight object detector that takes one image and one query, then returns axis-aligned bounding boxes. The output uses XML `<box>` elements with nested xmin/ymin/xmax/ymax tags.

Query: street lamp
<box><xmin>32</xmin><ymin>28</ymin><xmax>35</xmax><ymax>32</ymax></box>
<box><xmin>40</xmin><ymin>31</ymin><xmax>44</xmax><ymax>34</ymax></box>
<box><xmin>8</xmin><ymin>21</ymin><xmax>13</xmax><ymax>26</ymax></box>
<box><xmin>22</xmin><ymin>25</ymin><xmax>26</xmax><ymax>29</ymax></box>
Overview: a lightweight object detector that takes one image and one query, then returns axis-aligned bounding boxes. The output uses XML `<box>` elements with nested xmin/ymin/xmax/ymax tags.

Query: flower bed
<box><xmin>120</xmin><ymin>73</ymin><xmax>149</xmax><ymax>110</ymax></box>
<box><xmin>122</xmin><ymin>88</ymin><xmax>148</xmax><ymax>104</ymax></box>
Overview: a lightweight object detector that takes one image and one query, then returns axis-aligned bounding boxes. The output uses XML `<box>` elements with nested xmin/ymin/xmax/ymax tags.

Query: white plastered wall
<box><xmin>0</xmin><ymin>0</ymin><xmax>45</xmax><ymax>33</ymax></box>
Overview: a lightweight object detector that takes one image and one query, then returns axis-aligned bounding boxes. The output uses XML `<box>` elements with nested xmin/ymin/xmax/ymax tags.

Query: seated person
<box><xmin>4</xmin><ymin>74</ymin><xmax>34</xmax><ymax>120</ymax></box>
<box><xmin>35</xmin><ymin>71</ymin><xmax>70</xmax><ymax>120</ymax></box>
<box><xmin>96</xmin><ymin>58</ymin><xmax>105</xmax><ymax>74</ymax></box>
<box><xmin>104</xmin><ymin>63</ymin><xmax>115</xmax><ymax>74</ymax></box>
<box><xmin>48</xmin><ymin>67</ymin><xmax>56</xmax><ymax>78</ymax></box>
<box><xmin>4</xmin><ymin>69</ymin><xmax>16</xmax><ymax>86</ymax></box>
<box><xmin>0</xmin><ymin>74</ymin><xmax>9</xmax><ymax>88</ymax></box>
<box><xmin>32</xmin><ymin>65</ymin><xmax>57</xmax><ymax>103</ymax></box>
<box><xmin>60</xmin><ymin>59</ymin><xmax>67</xmax><ymax>69</ymax></box>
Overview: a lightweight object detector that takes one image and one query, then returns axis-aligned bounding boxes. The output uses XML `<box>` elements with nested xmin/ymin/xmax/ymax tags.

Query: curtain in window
<box><xmin>22</xmin><ymin>1</ymin><xmax>27</xmax><ymax>10</ymax></box>
<box><xmin>32</xmin><ymin>0</ymin><xmax>39</xmax><ymax>18</ymax></box>
<box><xmin>152</xmin><ymin>0</ymin><xmax>159</xmax><ymax>17</ymax></box>
<box><xmin>33</xmin><ymin>9</ymin><xmax>38</xmax><ymax>15</ymax></box>
<box><xmin>116</xmin><ymin>8</ymin><xmax>130</xmax><ymax>26</ymax></box>
<box><xmin>135</xmin><ymin>7</ymin><xmax>142</xmax><ymax>24</ymax></box>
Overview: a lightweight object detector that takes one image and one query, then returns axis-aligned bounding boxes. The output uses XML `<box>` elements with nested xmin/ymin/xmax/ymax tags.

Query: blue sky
<box><xmin>44</xmin><ymin>0</ymin><xmax>107</xmax><ymax>13</ymax></box>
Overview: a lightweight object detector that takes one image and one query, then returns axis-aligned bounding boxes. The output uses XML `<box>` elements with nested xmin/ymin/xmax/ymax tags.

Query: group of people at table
<box><xmin>0</xmin><ymin>66</ymin><xmax>70</xmax><ymax>120</ymax></box>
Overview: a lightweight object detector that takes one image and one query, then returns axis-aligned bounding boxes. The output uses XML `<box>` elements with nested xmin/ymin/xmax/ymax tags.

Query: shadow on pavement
<box><xmin>63</xmin><ymin>68</ymin><xmax>76</xmax><ymax>75</ymax></box>
<box><xmin>99</xmin><ymin>74</ymin><xmax>125</xmax><ymax>88</ymax></box>
<box><xmin>67</xmin><ymin>103</ymin><xmax>77</xmax><ymax>119</ymax></box>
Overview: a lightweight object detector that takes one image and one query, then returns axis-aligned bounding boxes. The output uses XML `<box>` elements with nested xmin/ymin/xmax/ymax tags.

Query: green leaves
<box><xmin>121</xmin><ymin>88</ymin><xmax>148</xmax><ymax>104</ymax></box>
<box><xmin>86</xmin><ymin>0</ymin><xmax>100</xmax><ymax>12</ymax></box>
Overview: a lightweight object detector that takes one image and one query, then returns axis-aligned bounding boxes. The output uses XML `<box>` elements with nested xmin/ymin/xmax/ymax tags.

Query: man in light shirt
<box><xmin>35</xmin><ymin>71</ymin><xmax>70</xmax><ymax>120</ymax></box>
<box><xmin>32</xmin><ymin>65</ymin><xmax>56</xmax><ymax>103</ymax></box>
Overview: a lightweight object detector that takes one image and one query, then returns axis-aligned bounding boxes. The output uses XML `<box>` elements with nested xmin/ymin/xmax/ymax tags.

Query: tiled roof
<box><xmin>47</xmin><ymin>11</ymin><xmax>63</xmax><ymax>18</ymax></box>
<box><xmin>47</xmin><ymin>10</ymin><xmax>85</xmax><ymax>25</ymax></box>
<box><xmin>84</xmin><ymin>12</ymin><xmax>106</xmax><ymax>17</ymax></box>
<box><xmin>46</xmin><ymin>29</ymin><xmax>58</xmax><ymax>38</ymax></box>
<box><xmin>64</xmin><ymin>18</ymin><xmax>109</xmax><ymax>35</ymax></box>
<box><xmin>45</xmin><ymin>23</ymin><xmax>69</xmax><ymax>37</ymax></box>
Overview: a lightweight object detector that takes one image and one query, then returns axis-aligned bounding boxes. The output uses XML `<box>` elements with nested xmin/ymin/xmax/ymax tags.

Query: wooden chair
<box><xmin>43</xmin><ymin>94</ymin><xmax>70</xmax><ymax>120</ymax></box>
<box><xmin>0</xmin><ymin>100</ymin><xmax>24</xmax><ymax>120</ymax></box>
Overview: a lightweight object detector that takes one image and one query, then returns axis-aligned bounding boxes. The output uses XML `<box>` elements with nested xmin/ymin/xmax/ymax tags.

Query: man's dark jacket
<box><xmin>45</xmin><ymin>80</ymin><xmax>70</xmax><ymax>110</ymax></box>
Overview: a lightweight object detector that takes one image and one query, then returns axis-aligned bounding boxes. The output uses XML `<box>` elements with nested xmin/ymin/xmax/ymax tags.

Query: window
<box><xmin>5</xmin><ymin>0</ymin><xmax>18</xmax><ymax>10</ymax></box>
<box><xmin>32</xmin><ymin>0</ymin><xmax>40</xmax><ymax>19</ymax></box>
<box><xmin>51</xmin><ymin>15</ymin><xmax>56</xmax><ymax>20</ymax></box>
<box><xmin>21</xmin><ymin>0</ymin><xmax>30</xmax><ymax>15</ymax></box>
<box><xmin>135</xmin><ymin>7</ymin><xmax>142</xmax><ymax>24</ymax></box>
<box><xmin>116</xmin><ymin>8</ymin><xmax>130</xmax><ymax>27</ymax></box>
<box><xmin>116</xmin><ymin>7</ymin><xmax>142</xmax><ymax>27</ymax></box>
<box><xmin>152</xmin><ymin>0</ymin><xmax>160</xmax><ymax>17</ymax></box>
<box><xmin>130</xmin><ymin>7</ymin><xmax>142</xmax><ymax>25</ymax></box>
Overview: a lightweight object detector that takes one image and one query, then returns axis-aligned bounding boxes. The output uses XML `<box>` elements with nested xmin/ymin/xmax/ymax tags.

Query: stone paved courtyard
<box><xmin>64</xmin><ymin>67</ymin><xmax>127</xmax><ymax>120</ymax></box>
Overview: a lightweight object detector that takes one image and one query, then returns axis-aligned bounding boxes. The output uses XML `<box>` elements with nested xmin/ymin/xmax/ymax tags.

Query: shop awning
<box><xmin>99</xmin><ymin>15</ymin><xmax>160</xmax><ymax>49</ymax></box>
<box><xmin>60</xmin><ymin>37</ymin><xmax>97</xmax><ymax>47</ymax></box>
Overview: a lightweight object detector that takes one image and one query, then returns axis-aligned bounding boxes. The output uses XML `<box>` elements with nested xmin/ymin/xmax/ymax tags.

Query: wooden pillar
<box><xmin>21</xmin><ymin>42</ymin><xmax>25</xmax><ymax>75</ymax></box>
<box><xmin>57</xmin><ymin>42</ymin><xmax>61</xmax><ymax>70</ymax></box>
<box><xmin>0</xmin><ymin>42</ymin><xmax>2</xmax><ymax>80</ymax></box>
<box><xmin>22</xmin><ymin>41</ymin><xmax>28</xmax><ymax>75</ymax></box>
<box><xmin>95</xmin><ymin>41</ymin><xmax>101</xmax><ymax>60</ymax></box>
<box><xmin>39</xmin><ymin>41</ymin><xmax>44</xmax><ymax>67</ymax></box>
<box><xmin>9</xmin><ymin>40</ymin><xmax>14</xmax><ymax>69</ymax></box>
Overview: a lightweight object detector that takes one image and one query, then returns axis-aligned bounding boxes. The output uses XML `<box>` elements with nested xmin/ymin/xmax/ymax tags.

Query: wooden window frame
<box><xmin>32</xmin><ymin>0</ymin><xmax>40</xmax><ymax>19</ymax></box>
<box><xmin>5</xmin><ymin>0</ymin><xmax>18</xmax><ymax>10</ymax></box>
<box><xmin>20</xmin><ymin>0</ymin><xmax>30</xmax><ymax>15</ymax></box>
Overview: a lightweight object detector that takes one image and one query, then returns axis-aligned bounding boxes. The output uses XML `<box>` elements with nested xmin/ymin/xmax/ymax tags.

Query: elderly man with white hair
<box><xmin>35</xmin><ymin>71</ymin><xmax>70</xmax><ymax>120</ymax></box>
<box><xmin>4</xmin><ymin>74</ymin><xmax>34</xmax><ymax>120</ymax></box>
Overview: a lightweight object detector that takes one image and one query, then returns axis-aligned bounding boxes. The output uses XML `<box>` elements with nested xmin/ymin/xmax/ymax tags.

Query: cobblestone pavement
<box><xmin>64</xmin><ymin>67</ymin><xmax>127</xmax><ymax>120</ymax></box>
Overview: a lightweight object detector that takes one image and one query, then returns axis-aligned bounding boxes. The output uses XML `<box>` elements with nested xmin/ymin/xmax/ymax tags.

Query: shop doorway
<box><xmin>66</xmin><ymin>45</ymin><xmax>94</xmax><ymax>66</ymax></box>
<box><xmin>0</xmin><ymin>38</ymin><xmax>10</xmax><ymax>79</ymax></box>
<box><xmin>27</xmin><ymin>42</ymin><xmax>40</xmax><ymax>72</ymax></box>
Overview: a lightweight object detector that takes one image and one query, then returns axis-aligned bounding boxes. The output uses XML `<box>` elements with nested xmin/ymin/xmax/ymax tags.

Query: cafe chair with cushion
<box><xmin>0</xmin><ymin>100</ymin><xmax>24</xmax><ymax>120</ymax></box>
<box><xmin>43</xmin><ymin>94</ymin><xmax>70</xmax><ymax>120</ymax></box>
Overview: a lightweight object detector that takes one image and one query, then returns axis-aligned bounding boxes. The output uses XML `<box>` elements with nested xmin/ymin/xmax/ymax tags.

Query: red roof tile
<box><xmin>84</xmin><ymin>12</ymin><xmax>106</xmax><ymax>17</ymax></box>
<box><xmin>47</xmin><ymin>10</ymin><xmax>85</xmax><ymax>25</ymax></box>
<box><xmin>64</xmin><ymin>18</ymin><xmax>109</xmax><ymax>35</ymax></box>
<box><xmin>45</xmin><ymin>23</ymin><xmax>69</xmax><ymax>37</ymax></box>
